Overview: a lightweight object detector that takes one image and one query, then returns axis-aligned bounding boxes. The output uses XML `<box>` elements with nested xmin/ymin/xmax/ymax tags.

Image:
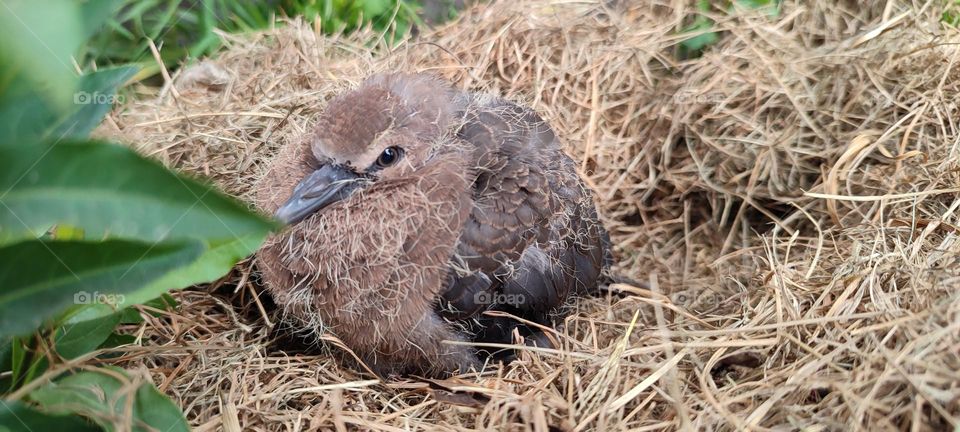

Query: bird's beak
<box><xmin>275</xmin><ymin>164</ymin><xmax>367</xmax><ymax>225</ymax></box>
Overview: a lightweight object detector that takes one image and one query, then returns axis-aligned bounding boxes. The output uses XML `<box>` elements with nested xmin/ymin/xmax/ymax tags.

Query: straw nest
<box><xmin>94</xmin><ymin>0</ymin><xmax>960</xmax><ymax>430</ymax></box>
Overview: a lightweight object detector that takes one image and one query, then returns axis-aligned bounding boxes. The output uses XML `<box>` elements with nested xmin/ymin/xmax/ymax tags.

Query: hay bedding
<box><xmin>92</xmin><ymin>0</ymin><xmax>960</xmax><ymax>430</ymax></box>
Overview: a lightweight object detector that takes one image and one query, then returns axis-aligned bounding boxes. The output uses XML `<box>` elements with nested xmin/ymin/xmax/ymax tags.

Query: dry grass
<box><xmin>91</xmin><ymin>0</ymin><xmax>960</xmax><ymax>430</ymax></box>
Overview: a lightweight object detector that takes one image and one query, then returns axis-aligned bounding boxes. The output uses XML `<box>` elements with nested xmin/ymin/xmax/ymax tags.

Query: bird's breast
<box><xmin>271</xmin><ymin>163</ymin><xmax>474</xmax><ymax>309</ymax></box>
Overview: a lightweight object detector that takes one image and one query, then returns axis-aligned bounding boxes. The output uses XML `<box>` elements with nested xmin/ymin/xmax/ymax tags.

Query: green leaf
<box><xmin>0</xmin><ymin>72</ymin><xmax>62</xmax><ymax>144</ymax></box>
<box><xmin>0</xmin><ymin>335</ymin><xmax>12</xmax><ymax>391</ymax></box>
<box><xmin>49</xmin><ymin>302</ymin><xmax>149</xmax><ymax>359</ymax></box>
<box><xmin>58</xmin><ymin>290</ymin><xmax>178</xmax><ymax>325</ymax></box>
<box><xmin>116</xmin><ymin>307</ymin><xmax>145</xmax><ymax>324</ymax></box>
<box><xmin>19</xmin><ymin>356</ymin><xmax>48</xmax><ymax>392</ymax></box>
<box><xmin>143</xmin><ymin>293</ymin><xmax>178</xmax><ymax>312</ymax></box>
<box><xmin>54</xmin><ymin>310</ymin><xmax>122</xmax><ymax>359</ymax></box>
<box><xmin>80</xmin><ymin>0</ymin><xmax>125</xmax><ymax>41</ymax></box>
<box><xmin>8</xmin><ymin>337</ymin><xmax>27</xmax><ymax>390</ymax></box>
<box><xmin>0</xmin><ymin>401</ymin><xmax>99</xmax><ymax>432</ymax></box>
<box><xmin>29</xmin><ymin>368</ymin><xmax>189</xmax><ymax>432</ymax></box>
<box><xmin>0</xmin><ymin>0</ymin><xmax>83</xmax><ymax>112</ymax></box>
<box><xmin>120</xmin><ymin>233</ymin><xmax>265</xmax><ymax>308</ymax></box>
<box><xmin>0</xmin><ymin>335</ymin><xmax>10</xmax><ymax>372</ymax></box>
<box><xmin>0</xmin><ymin>67</ymin><xmax>137</xmax><ymax>145</ymax></box>
<box><xmin>0</xmin><ymin>348</ymin><xmax>11</xmax><ymax>392</ymax></box>
<box><xmin>51</xmin><ymin>66</ymin><xmax>139</xmax><ymax>140</ymax></box>
<box><xmin>58</xmin><ymin>302</ymin><xmax>125</xmax><ymax>325</ymax></box>
<box><xmin>2</xmin><ymin>335</ymin><xmax>46</xmax><ymax>392</ymax></box>
<box><xmin>59</xmin><ymin>281</ymin><xmax>190</xmax><ymax>325</ymax></box>
<box><xmin>679</xmin><ymin>16</ymin><xmax>718</xmax><ymax>52</ymax></box>
<box><xmin>0</xmin><ymin>238</ymin><xmax>204</xmax><ymax>337</ymax></box>
<box><xmin>131</xmin><ymin>379</ymin><xmax>189</xmax><ymax>432</ymax></box>
<box><xmin>98</xmin><ymin>332</ymin><xmax>136</xmax><ymax>350</ymax></box>
<box><xmin>362</xmin><ymin>0</ymin><xmax>393</xmax><ymax>17</ymax></box>
<box><xmin>0</xmin><ymin>141</ymin><xmax>278</xmax><ymax>245</ymax></box>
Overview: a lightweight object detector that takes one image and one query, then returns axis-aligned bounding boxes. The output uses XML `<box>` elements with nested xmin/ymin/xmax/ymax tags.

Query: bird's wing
<box><xmin>439</xmin><ymin>95</ymin><xmax>610</xmax><ymax>323</ymax></box>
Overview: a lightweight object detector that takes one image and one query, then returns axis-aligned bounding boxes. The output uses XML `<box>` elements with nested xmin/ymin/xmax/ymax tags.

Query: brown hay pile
<box><xmin>95</xmin><ymin>0</ymin><xmax>960</xmax><ymax>429</ymax></box>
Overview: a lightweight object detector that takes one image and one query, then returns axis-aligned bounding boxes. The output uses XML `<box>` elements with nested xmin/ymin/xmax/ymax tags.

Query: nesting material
<box><xmin>95</xmin><ymin>0</ymin><xmax>960</xmax><ymax>429</ymax></box>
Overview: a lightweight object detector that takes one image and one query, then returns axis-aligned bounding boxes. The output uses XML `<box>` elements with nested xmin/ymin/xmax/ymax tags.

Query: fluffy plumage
<box><xmin>255</xmin><ymin>73</ymin><xmax>610</xmax><ymax>376</ymax></box>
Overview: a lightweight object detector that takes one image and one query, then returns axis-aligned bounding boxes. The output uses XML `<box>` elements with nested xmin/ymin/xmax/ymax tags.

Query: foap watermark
<box><xmin>671</xmin><ymin>291</ymin><xmax>728</xmax><ymax>308</ymax></box>
<box><xmin>74</xmin><ymin>91</ymin><xmax>124</xmax><ymax>106</ymax></box>
<box><xmin>474</xmin><ymin>291</ymin><xmax>526</xmax><ymax>307</ymax></box>
<box><xmin>673</xmin><ymin>90</ymin><xmax>725</xmax><ymax>105</ymax></box>
<box><xmin>74</xmin><ymin>291</ymin><xmax>125</xmax><ymax>306</ymax></box>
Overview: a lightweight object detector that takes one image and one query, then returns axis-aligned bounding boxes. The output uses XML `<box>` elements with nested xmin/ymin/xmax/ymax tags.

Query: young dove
<box><xmin>255</xmin><ymin>73</ymin><xmax>610</xmax><ymax>376</ymax></box>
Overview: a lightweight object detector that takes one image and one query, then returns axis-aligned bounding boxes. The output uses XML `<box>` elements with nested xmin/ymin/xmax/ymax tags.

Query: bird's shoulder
<box><xmin>452</xmin><ymin>93</ymin><xmax>585</xmax><ymax>270</ymax></box>
<box><xmin>438</xmin><ymin>92</ymin><xmax>609</xmax><ymax>325</ymax></box>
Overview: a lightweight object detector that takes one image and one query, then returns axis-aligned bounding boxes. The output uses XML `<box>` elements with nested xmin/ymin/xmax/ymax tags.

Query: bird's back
<box><xmin>440</xmin><ymin>93</ymin><xmax>611</xmax><ymax>349</ymax></box>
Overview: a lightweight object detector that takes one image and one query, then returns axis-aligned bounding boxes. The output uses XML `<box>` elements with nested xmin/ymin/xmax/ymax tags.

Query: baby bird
<box><xmin>255</xmin><ymin>73</ymin><xmax>610</xmax><ymax>376</ymax></box>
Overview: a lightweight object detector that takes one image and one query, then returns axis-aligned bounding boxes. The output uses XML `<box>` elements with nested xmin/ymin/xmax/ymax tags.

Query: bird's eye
<box><xmin>377</xmin><ymin>146</ymin><xmax>403</xmax><ymax>167</ymax></box>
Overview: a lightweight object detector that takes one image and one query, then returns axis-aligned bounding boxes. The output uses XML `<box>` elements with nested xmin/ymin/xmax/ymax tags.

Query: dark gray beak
<box><xmin>275</xmin><ymin>164</ymin><xmax>367</xmax><ymax>225</ymax></box>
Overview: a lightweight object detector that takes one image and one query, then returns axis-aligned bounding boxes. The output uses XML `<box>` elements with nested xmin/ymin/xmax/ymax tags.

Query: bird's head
<box><xmin>275</xmin><ymin>73</ymin><xmax>463</xmax><ymax>225</ymax></box>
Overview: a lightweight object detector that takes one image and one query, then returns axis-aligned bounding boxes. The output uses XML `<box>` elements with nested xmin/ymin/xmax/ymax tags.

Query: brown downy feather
<box><xmin>254</xmin><ymin>73</ymin><xmax>610</xmax><ymax>376</ymax></box>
